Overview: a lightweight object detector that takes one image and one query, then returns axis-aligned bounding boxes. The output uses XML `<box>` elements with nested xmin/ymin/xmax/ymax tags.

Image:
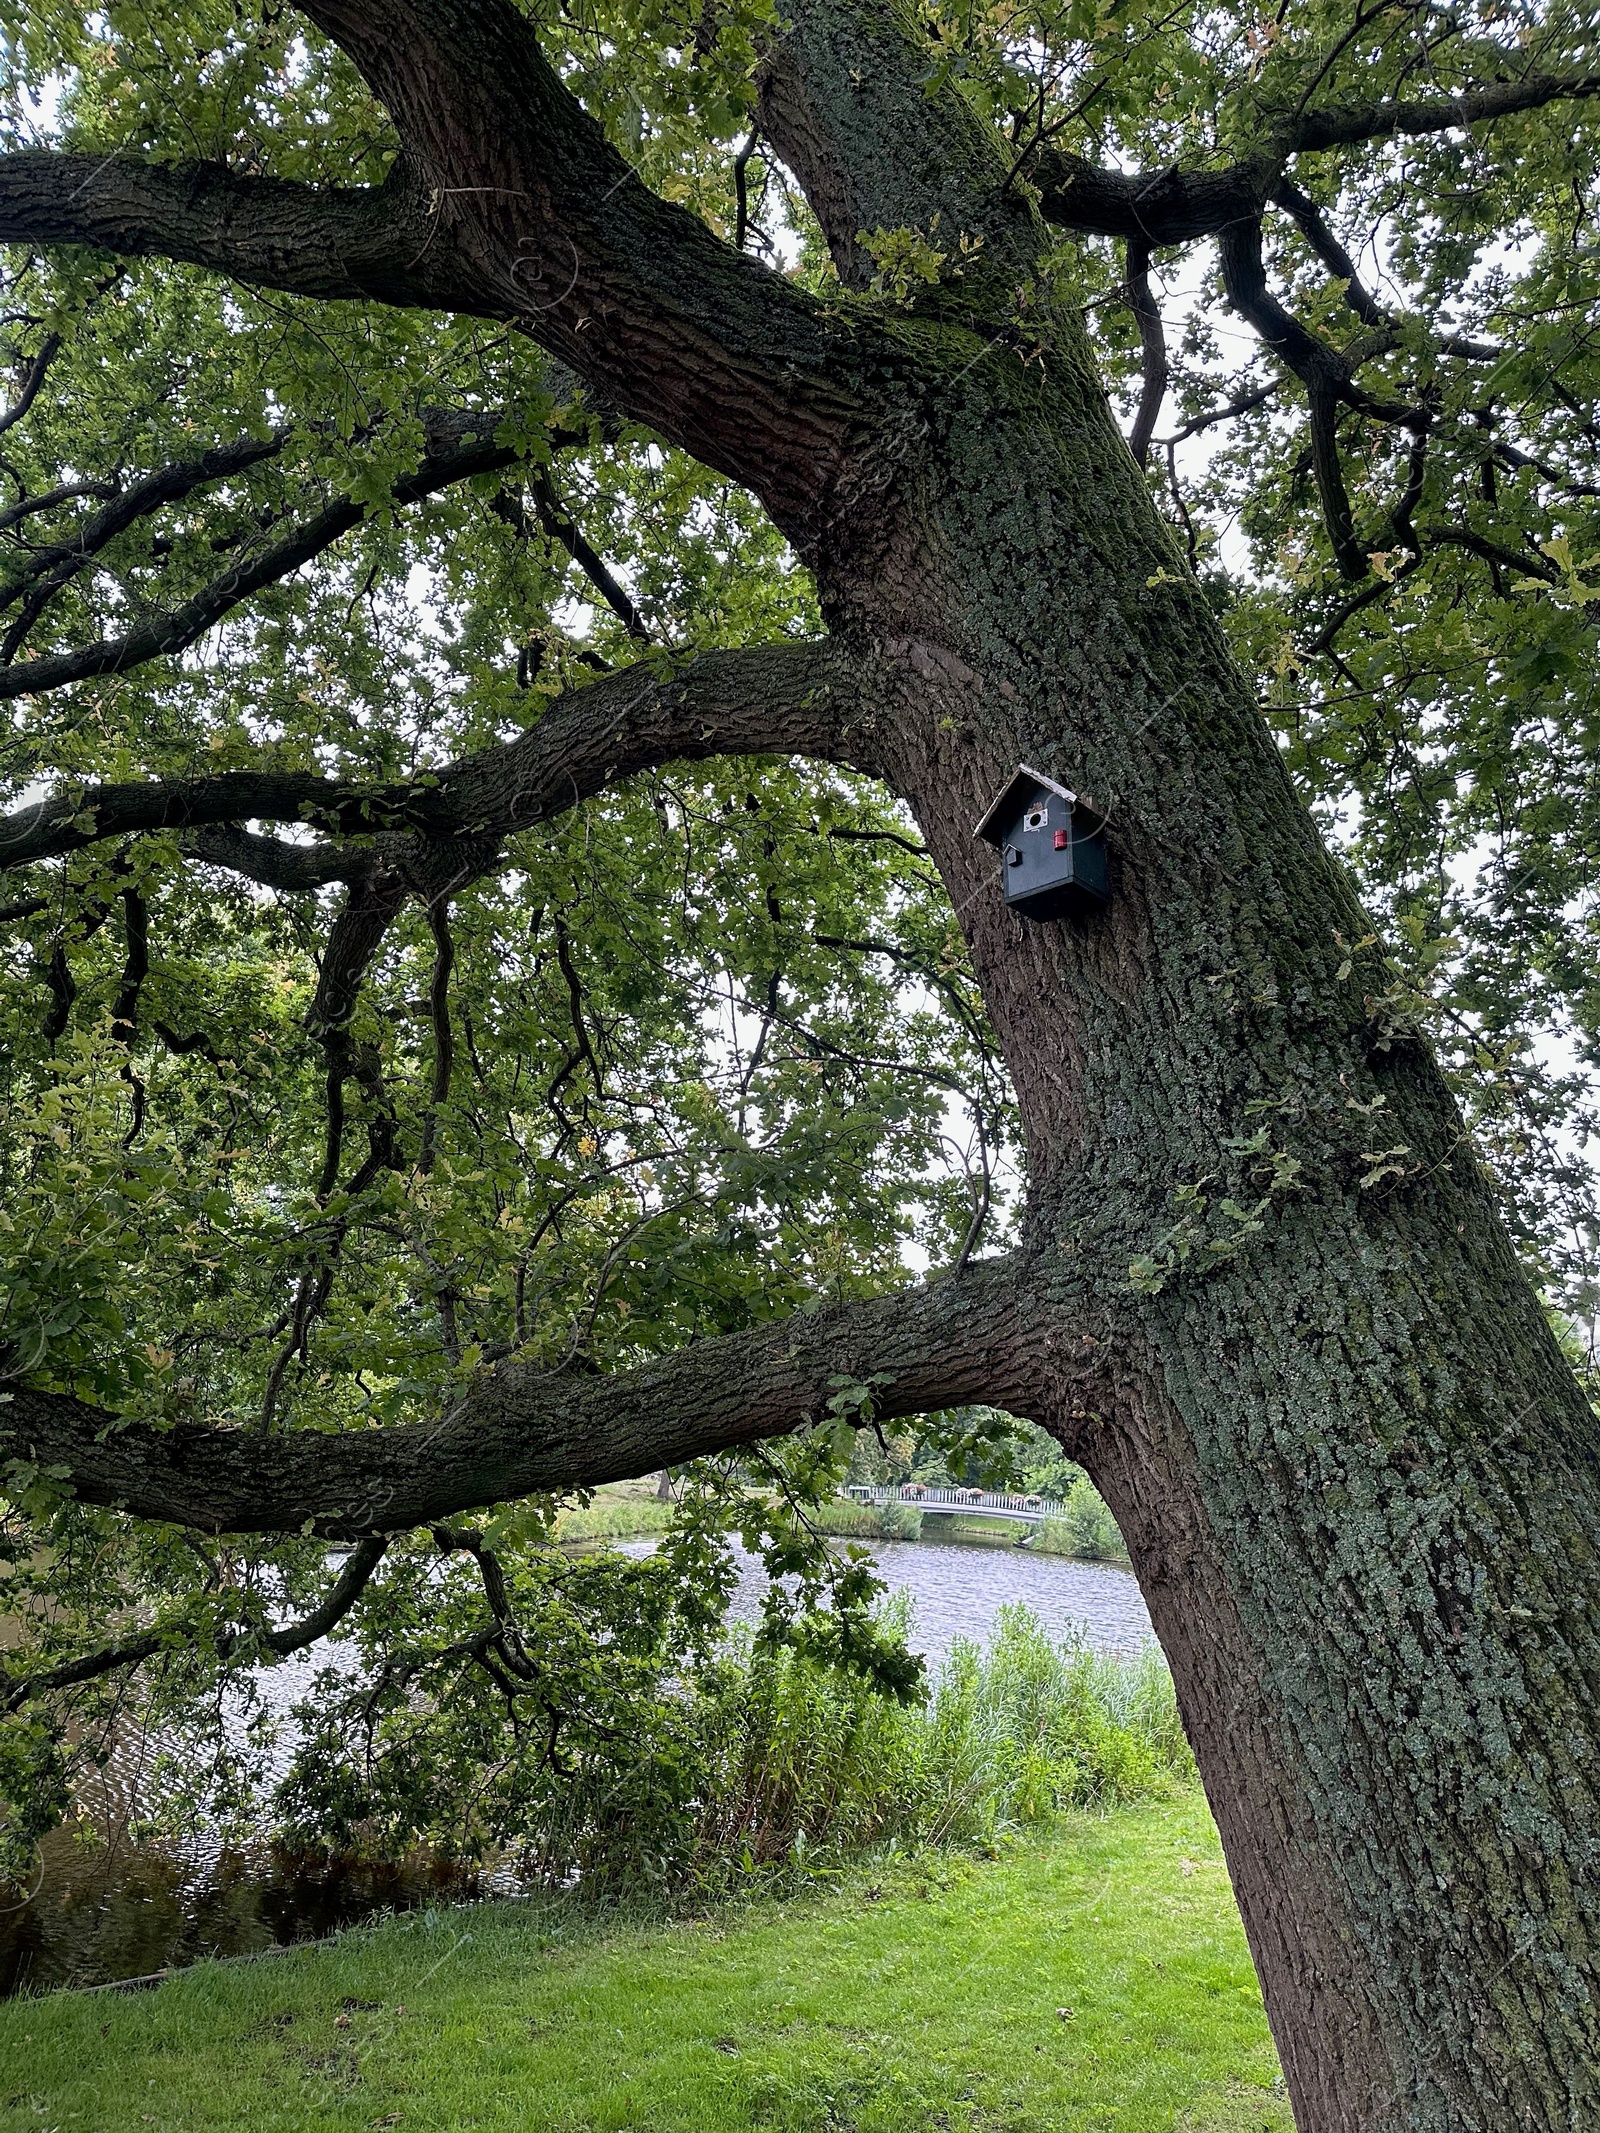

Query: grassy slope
<box><xmin>551</xmin><ymin>1479</ymin><xmax>675</xmax><ymax>1542</ymax></box>
<box><xmin>0</xmin><ymin>1793</ymin><xmax>1289</xmax><ymax>2133</ymax></box>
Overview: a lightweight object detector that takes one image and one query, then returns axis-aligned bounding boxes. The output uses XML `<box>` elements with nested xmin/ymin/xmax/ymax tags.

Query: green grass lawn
<box><xmin>0</xmin><ymin>1791</ymin><xmax>1289</xmax><ymax>2133</ymax></box>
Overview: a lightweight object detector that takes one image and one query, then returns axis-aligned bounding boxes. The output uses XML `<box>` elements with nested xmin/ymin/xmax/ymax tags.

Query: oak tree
<box><xmin>3</xmin><ymin>0</ymin><xmax>1600</xmax><ymax>2122</ymax></box>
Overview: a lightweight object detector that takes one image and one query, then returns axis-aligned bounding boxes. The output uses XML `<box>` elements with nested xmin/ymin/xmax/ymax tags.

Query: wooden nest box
<box><xmin>973</xmin><ymin>766</ymin><xmax>1109</xmax><ymax>920</ymax></box>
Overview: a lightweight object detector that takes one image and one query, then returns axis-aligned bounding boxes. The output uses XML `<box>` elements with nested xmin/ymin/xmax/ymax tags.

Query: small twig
<box><xmin>733</xmin><ymin>129</ymin><xmax>761</xmax><ymax>253</ymax></box>
<box><xmin>954</xmin><ymin>1110</ymin><xmax>994</xmax><ymax>1275</ymax></box>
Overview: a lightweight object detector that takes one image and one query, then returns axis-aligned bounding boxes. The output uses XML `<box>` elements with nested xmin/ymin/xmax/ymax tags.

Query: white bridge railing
<box><xmin>844</xmin><ymin>1483</ymin><xmax>1064</xmax><ymax>1524</ymax></box>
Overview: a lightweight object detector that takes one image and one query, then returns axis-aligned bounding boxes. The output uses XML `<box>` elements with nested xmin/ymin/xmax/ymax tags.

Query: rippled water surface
<box><xmin>637</xmin><ymin>1534</ymin><xmax>1154</xmax><ymax>1667</ymax></box>
<box><xmin>830</xmin><ymin>1534</ymin><xmax>1153</xmax><ymax>1663</ymax></box>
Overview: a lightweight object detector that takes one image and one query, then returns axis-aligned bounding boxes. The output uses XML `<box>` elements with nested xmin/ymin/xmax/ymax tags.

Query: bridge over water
<box><xmin>844</xmin><ymin>1484</ymin><xmax>1066</xmax><ymax>1527</ymax></box>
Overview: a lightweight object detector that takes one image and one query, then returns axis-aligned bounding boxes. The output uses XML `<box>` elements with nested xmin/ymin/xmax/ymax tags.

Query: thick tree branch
<box><xmin>1270</xmin><ymin>180</ymin><xmax>1387</xmax><ymax>328</ymax></box>
<box><xmin>266</xmin><ymin>1534</ymin><xmax>390</xmax><ymax>1652</ymax></box>
<box><xmin>1303</xmin><ymin>521</ymin><xmax>1558</xmax><ymax>654</ymax></box>
<box><xmin>1271</xmin><ymin>180</ymin><xmax>1499</xmax><ymax>361</ymax></box>
<box><xmin>111</xmin><ymin>885</ymin><xmax>149</xmax><ymax>1041</ymax></box>
<box><xmin>0</xmin><ymin>153</ymin><xmax>478</xmax><ymax>312</ymax></box>
<box><xmin>0</xmin><ymin>432</ymin><xmax>287</xmax><ymax>623</ymax></box>
<box><xmin>0</xmin><ymin>639</ymin><xmax>871</xmax><ymax>872</ymax></box>
<box><xmin>1217</xmin><ymin>218</ymin><xmax>1367</xmax><ymax>578</ymax></box>
<box><xmin>1029</xmin><ymin>71</ymin><xmax>1600</xmax><ymax>245</ymax></box>
<box><xmin>306</xmin><ymin>865</ymin><xmax>411</xmax><ymax>1037</ymax></box>
<box><xmin>39</xmin><ymin>874</ymin><xmax>119</xmax><ymax>1042</ymax></box>
<box><xmin>0</xmin><ymin>478</ymin><xmax>121</xmax><ymax>536</ymax></box>
<box><xmin>284</xmin><ymin>0</ymin><xmax>864</xmax><ymax>537</ymax></box>
<box><xmin>1</xmin><ymin>1627</ymin><xmax>166</xmax><ymax>1710</ymax></box>
<box><xmin>1030</xmin><ymin>117</ymin><xmax>1508</xmax><ymax>579</ymax></box>
<box><xmin>549</xmin><ymin>912</ymin><xmax>603</xmax><ymax>1108</ymax></box>
<box><xmin>527</xmin><ymin>468</ymin><xmax>649</xmax><ymax>643</ymax></box>
<box><xmin>418</xmin><ymin>894</ymin><xmax>456</xmax><ymax>1173</ymax></box>
<box><xmin>1290</xmin><ymin>70</ymin><xmax>1600</xmax><ymax>154</ymax></box>
<box><xmin>755</xmin><ymin>0</ymin><xmax>1040</xmax><ymax>292</ymax></box>
<box><xmin>0</xmin><ymin>1256</ymin><xmax>1034</xmax><ymax>1534</ymax></box>
<box><xmin>185</xmin><ymin>824</ymin><xmax>372</xmax><ymax>889</ymax></box>
<box><xmin>0</xmin><ymin>332</ymin><xmax>63</xmax><ymax>438</ymax></box>
<box><xmin>1029</xmin><ymin>152</ymin><xmax>1274</xmax><ymax>245</ymax></box>
<box><xmin>733</xmin><ymin>129</ymin><xmax>763</xmax><ymax>256</ymax></box>
<box><xmin>1425</xmin><ymin>524</ymin><xmax>1560</xmax><ymax>583</ymax></box>
<box><xmin>492</xmin><ymin>473</ymin><xmax>649</xmax><ymax>642</ymax></box>
<box><xmin>1205</xmin><ymin>216</ymin><xmax>1434</xmax><ymax>577</ymax></box>
<box><xmin>0</xmin><ymin>8</ymin><xmax>888</xmax><ymax>542</ymax></box>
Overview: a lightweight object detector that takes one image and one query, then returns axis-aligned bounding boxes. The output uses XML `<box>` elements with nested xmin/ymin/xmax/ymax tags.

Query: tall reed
<box><xmin>540</xmin><ymin>1603</ymin><xmax>1192</xmax><ymax>1892</ymax></box>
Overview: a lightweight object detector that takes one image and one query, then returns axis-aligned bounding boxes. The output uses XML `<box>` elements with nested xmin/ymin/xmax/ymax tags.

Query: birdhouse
<box><xmin>974</xmin><ymin>766</ymin><xmax>1109</xmax><ymax>919</ymax></box>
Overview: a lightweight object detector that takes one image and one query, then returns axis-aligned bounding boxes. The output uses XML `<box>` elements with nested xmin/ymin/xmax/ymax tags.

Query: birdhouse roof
<box><xmin>972</xmin><ymin>765</ymin><xmax>1077</xmax><ymax>846</ymax></box>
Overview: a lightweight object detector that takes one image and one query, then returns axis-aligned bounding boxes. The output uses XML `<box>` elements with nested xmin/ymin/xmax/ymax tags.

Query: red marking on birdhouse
<box><xmin>1054</xmin><ymin>829</ymin><xmax>1069</xmax><ymax>850</ymax></box>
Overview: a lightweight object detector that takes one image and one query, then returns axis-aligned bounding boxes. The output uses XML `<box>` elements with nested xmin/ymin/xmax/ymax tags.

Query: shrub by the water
<box><xmin>1036</xmin><ymin>1479</ymin><xmax>1127</xmax><ymax>1562</ymax></box>
<box><xmin>875</xmin><ymin>1502</ymin><xmax>924</xmax><ymax>1542</ymax></box>
<box><xmin>807</xmin><ymin>1498</ymin><xmax>885</xmax><ymax>1537</ymax></box>
<box><xmin>532</xmin><ymin>1603</ymin><xmax>1191</xmax><ymax>1893</ymax></box>
<box><xmin>552</xmin><ymin>1495</ymin><xmax>675</xmax><ymax>1542</ymax></box>
<box><xmin>810</xmin><ymin>1499</ymin><xmax>923</xmax><ymax>1542</ymax></box>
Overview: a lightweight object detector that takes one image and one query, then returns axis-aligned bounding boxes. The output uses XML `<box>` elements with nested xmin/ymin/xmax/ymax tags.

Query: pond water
<box><xmin>832</xmin><ymin>1532</ymin><xmax>1152</xmax><ymax>1660</ymax></box>
<box><xmin>2</xmin><ymin>1528</ymin><xmax>1155</xmax><ymax>1997</ymax></box>
<box><xmin>634</xmin><ymin>1532</ymin><xmax>1154</xmax><ymax>1669</ymax></box>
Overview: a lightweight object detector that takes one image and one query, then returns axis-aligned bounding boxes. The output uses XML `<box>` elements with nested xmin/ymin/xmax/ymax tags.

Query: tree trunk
<box><xmin>812</xmin><ymin>334</ymin><xmax>1600</xmax><ymax>2128</ymax></box>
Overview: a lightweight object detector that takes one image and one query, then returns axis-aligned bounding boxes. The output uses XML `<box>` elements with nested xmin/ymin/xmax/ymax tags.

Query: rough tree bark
<box><xmin>2</xmin><ymin>0</ymin><xmax>1599</xmax><ymax>2124</ymax></box>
